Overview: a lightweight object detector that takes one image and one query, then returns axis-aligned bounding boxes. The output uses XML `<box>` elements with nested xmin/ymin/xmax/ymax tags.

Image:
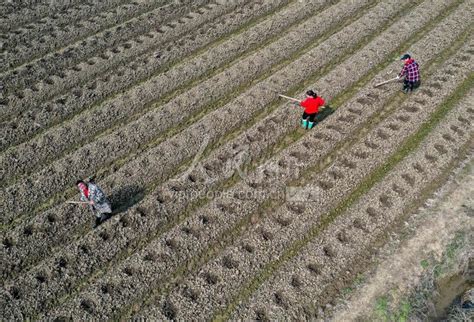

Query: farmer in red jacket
<box><xmin>397</xmin><ymin>53</ymin><xmax>420</xmax><ymax>93</ymax></box>
<box><xmin>298</xmin><ymin>90</ymin><xmax>325</xmax><ymax>129</ymax></box>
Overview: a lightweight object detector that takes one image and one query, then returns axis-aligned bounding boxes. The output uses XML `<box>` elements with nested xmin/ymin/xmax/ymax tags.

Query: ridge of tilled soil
<box><xmin>327</xmin><ymin>156</ymin><xmax>473</xmax><ymax>322</ymax></box>
<box><xmin>0</xmin><ymin>0</ymin><xmax>408</xmax><ymax>296</ymax></box>
<box><xmin>0</xmin><ymin>0</ymin><xmax>94</xmax><ymax>31</ymax></box>
<box><xmin>137</xmin><ymin>43</ymin><xmax>474</xmax><ymax>321</ymax></box>
<box><xmin>1</xmin><ymin>0</ymin><xmax>468</xmax><ymax>293</ymax></box>
<box><xmin>229</xmin><ymin>89</ymin><xmax>474</xmax><ymax>320</ymax></box>
<box><xmin>0</xmin><ymin>0</ymin><xmax>216</xmax><ymax>96</ymax></box>
<box><xmin>0</xmin><ymin>0</ymin><xmax>408</xmax><ymax>282</ymax></box>
<box><xmin>0</xmin><ymin>1</ymin><xmax>236</xmax><ymax>117</ymax></box>
<box><xmin>3</xmin><ymin>0</ymin><xmax>470</xmax><ymax>294</ymax></box>
<box><xmin>1</xmin><ymin>0</ymin><xmax>391</xmax><ymax>224</ymax></box>
<box><xmin>2</xmin><ymin>0</ymin><xmax>162</xmax><ymax>55</ymax></box>
<box><xmin>0</xmin><ymin>0</ymin><xmax>324</xmax><ymax>176</ymax></box>
<box><xmin>0</xmin><ymin>0</ymin><xmax>263</xmax><ymax>121</ymax></box>
<box><xmin>0</xmin><ymin>0</ymin><xmax>444</xmax><ymax>316</ymax></box>
<box><xmin>0</xmin><ymin>0</ymin><xmax>358</xmax><ymax>276</ymax></box>
<box><xmin>0</xmin><ymin>0</ymin><xmax>290</xmax><ymax>151</ymax></box>
<box><xmin>138</xmin><ymin>47</ymin><xmax>469</xmax><ymax>319</ymax></box>
<box><xmin>35</xmin><ymin>10</ymin><xmax>474</xmax><ymax>321</ymax></box>
<box><xmin>0</xmin><ymin>0</ymin><xmax>73</xmax><ymax>17</ymax></box>
<box><xmin>2</xmin><ymin>1</ymin><xmax>472</xmax><ymax>320</ymax></box>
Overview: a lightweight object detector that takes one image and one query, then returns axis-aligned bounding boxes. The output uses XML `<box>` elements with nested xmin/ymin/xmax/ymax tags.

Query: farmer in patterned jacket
<box><xmin>76</xmin><ymin>178</ymin><xmax>112</xmax><ymax>228</ymax></box>
<box><xmin>397</xmin><ymin>53</ymin><xmax>420</xmax><ymax>93</ymax></box>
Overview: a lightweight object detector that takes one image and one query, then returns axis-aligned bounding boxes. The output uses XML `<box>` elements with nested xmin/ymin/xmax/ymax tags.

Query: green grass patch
<box><xmin>398</xmin><ymin>301</ymin><xmax>412</xmax><ymax>322</ymax></box>
<box><xmin>373</xmin><ymin>294</ymin><xmax>412</xmax><ymax>321</ymax></box>
<box><xmin>355</xmin><ymin>273</ymin><xmax>366</xmax><ymax>286</ymax></box>
<box><xmin>375</xmin><ymin>296</ymin><xmax>389</xmax><ymax>320</ymax></box>
<box><xmin>342</xmin><ymin>273</ymin><xmax>366</xmax><ymax>296</ymax></box>
<box><xmin>434</xmin><ymin>231</ymin><xmax>467</xmax><ymax>277</ymax></box>
<box><xmin>381</xmin><ymin>230</ymin><xmax>469</xmax><ymax>322</ymax></box>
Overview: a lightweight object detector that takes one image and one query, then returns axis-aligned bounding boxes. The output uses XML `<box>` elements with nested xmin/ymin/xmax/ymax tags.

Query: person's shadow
<box><xmin>108</xmin><ymin>184</ymin><xmax>145</xmax><ymax>216</ymax></box>
<box><xmin>314</xmin><ymin>105</ymin><xmax>335</xmax><ymax>123</ymax></box>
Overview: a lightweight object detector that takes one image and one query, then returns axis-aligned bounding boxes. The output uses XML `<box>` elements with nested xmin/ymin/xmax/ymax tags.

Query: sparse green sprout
<box><xmin>420</xmin><ymin>259</ymin><xmax>429</xmax><ymax>269</ymax></box>
<box><xmin>396</xmin><ymin>301</ymin><xmax>411</xmax><ymax>322</ymax></box>
<box><xmin>375</xmin><ymin>296</ymin><xmax>389</xmax><ymax>319</ymax></box>
<box><xmin>354</xmin><ymin>273</ymin><xmax>365</xmax><ymax>285</ymax></box>
<box><xmin>342</xmin><ymin>287</ymin><xmax>353</xmax><ymax>295</ymax></box>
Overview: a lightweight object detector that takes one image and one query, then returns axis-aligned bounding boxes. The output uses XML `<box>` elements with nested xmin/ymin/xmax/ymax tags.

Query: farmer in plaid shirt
<box><xmin>397</xmin><ymin>53</ymin><xmax>420</xmax><ymax>93</ymax></box>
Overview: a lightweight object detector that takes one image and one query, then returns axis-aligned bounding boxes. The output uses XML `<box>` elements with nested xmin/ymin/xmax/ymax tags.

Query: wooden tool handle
<box><xmin>374</xmin><ymin>77</ymin><xmax>399</xmax><ymax>88</ymax></box>
<box><xmin>278</xmin><ymin>94</ymin><xmax>301</xmax><ymax>103</ymax></box>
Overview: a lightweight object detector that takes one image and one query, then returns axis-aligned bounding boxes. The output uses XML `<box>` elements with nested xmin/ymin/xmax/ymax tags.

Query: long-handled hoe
<box><xmin>373</xmin><ymin>76</ymin><xmax>399</xmax><ymax>88</ymax></box>
<box><xmin>66</xmin><ymin>201</ymin><xmax>90</xmax><ymax>205</ymax></box>
<box><xmin>278</xmin><ymin>94</ymin><xmax>301</xmax><ymax>103</ymax></box>
<box><xmin>278</xmin><ymin>94</ymin><xmax>326</xmax><ymax>110</ymax></box>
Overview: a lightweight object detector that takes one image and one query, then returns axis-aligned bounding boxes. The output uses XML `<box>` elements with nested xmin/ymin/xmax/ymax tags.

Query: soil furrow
<box><xmin>131</xmin><ymin>15</ymin><xmax>474</xmax><ymax>322</ymax></box>
<box><xmin>2</xmin><ymin>0</ymin><xmax>157</xmax><ymax>52</ymax></box>
<box><xmin>1</xmin><ymin>0</ymin><xmax>379</xmax><ymax>225</ymax></box>
<box><xmin>0</xmin><ymin>0</ymin><xmax>88</xmax><ymax>31</ymax></box>
<box><xmin>0</xmin><ymin>0</ymin><xmax>379</xmax><ymax>283</ymax></box>
<box><xmin>0</xmin><ymin>0</ymin><xmax>261</xmax><ymax>123</ymax></box>
<box><xmin>228</xmin><ymin>86</ymin><xmax>474</xmax><ymax>320</ymax></box>
<box><xmin>0</xmin><ymin>0</ymin><xmax>262</xmax><ymax>180</ymax></box>
<box><xmin>0</xmin><ymin>0</ymin><xmax>422</xmax><ymax>317</ymax></box>
<box><xmin>0</xmin><ymin>0</ymin><xmax>210</xmax><ymax>92</ymax></box>
<box><xmin>34</xmin><ymin>2</ymin><xmax>473</xmax><ymax>320</ymax></box>
<box><xmin>0</xmin><ymin>0</ymin><xmax>290</xmax><ymax>152</ymax></box>
<box><xmin>0</xmin><ymin>0</ymin><xmax>53</xmax><ymax>16</ymax></box>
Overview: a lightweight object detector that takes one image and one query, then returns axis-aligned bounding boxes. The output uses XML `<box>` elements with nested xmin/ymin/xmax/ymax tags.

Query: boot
<box><xmin>413</xmin><ymin>80</ymin><xmax>421</xmax><ymax>91</ymax></box>
<box><xmin>402</xmin><ymin>81</ymin><xmax>410</xmax><ymax>93</ymax></box>
<box><xmin>93</xmin><ymin>216</ymin><xmax>102</xmax><ymax>228</ymax></box>
<box><xmin>101</xmin><ymin>213</ymin><xmax>111</xmax><ymax>223</ymax></box>
<box><xmin>307</xmin><ymin>121</ymin><xmax>315</xmax><ymax>129</ymax></box>
<box><xmin>301</xmin><ymin>119</ymin><xmax>308</xmax><ymax>128</ymax></box>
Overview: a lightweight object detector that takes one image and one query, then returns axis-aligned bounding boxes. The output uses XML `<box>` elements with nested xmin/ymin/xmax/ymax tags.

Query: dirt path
<box><xmin>332</xmin><ymin>157</ymin><xmax>473</xmax><ymax>321</ymax></box>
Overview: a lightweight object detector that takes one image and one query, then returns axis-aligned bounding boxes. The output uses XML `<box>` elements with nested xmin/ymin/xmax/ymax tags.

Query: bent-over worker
<box><xmin>397</xmin><ymin>53</ymin><xmax>420</xmax><ymax>93</ymax></box>
<box><xmin>76</xmin><ymin>178</ymin><xmax>112</xmax><ymax>228</ymax></box>
<box><xmin>297</xmin><ymin>90</ymin><xmax>325</xmax><ymax>129</ymax></box>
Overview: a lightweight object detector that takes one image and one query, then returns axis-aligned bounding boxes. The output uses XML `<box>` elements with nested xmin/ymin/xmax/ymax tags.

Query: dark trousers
<box><xmin>302</xmin><ymin>112</ymin><xmax>317</xmax><ymax>122</ymax></box>
<box><xmin>403</xmin><ymin>79</ymin><xmax>421</xmax><ymax>92</ymax></box>
<box><xmin>89</xmin><ymin>205</ymin><xmax>102</xmax><ymax>219</ymax></box>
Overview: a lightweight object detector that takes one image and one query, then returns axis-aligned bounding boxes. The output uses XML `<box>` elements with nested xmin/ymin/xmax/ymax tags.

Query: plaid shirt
<box><xmin>399</xmin><ymin>59</ymin><xmax>420</xmax><ymax>82</ymax></box>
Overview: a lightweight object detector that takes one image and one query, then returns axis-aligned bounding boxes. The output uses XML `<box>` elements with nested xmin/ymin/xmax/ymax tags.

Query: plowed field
<box><xmin>1</xmin><ymin>0</ymin><xmax>473</xmax><ymax>319</ymax></box>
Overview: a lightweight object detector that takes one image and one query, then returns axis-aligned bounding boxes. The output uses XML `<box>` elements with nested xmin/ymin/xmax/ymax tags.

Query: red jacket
<box><xmin>300</xmin><ymin>96</ymin><xmax>325</xmax><ymax>114</ymax></box>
